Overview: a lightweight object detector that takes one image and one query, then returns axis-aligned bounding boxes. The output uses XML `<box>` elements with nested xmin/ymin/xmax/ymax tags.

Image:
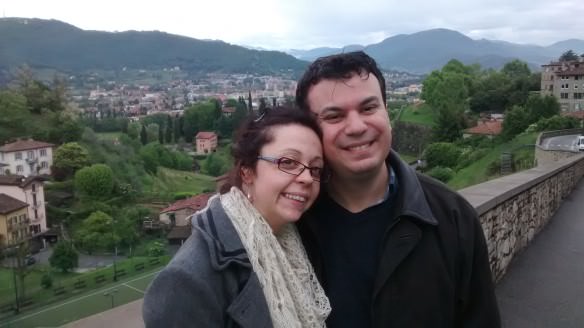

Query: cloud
<box><xmin>3</xmin><ymin>0</ymin><xmax>583</xmax><ymax>49</ymax></box>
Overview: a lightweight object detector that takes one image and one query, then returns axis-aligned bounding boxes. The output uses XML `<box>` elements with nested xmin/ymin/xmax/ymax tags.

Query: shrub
<box><xmin>426</xmin><ymin>166</ymin><xmax>454</xmax><ymax>183</ymax></box>
<box><xmin>422</xmin><ymin>142</ymin><xmax>462</xmax><ymax>169</ymax></box>
<box><xmin>74</xmin><ymin>164</ymin><xmax>114</xmax><ymax>199</ymax></box>
<box><xmin>41</xmin><ymin>272</ymin><xmax>53</xmax><ymax>289</ymax></box>
<box><xmin>148</xmin><ymin>240</ymin><xmax>167</xmax><ymax>257</ymax></box>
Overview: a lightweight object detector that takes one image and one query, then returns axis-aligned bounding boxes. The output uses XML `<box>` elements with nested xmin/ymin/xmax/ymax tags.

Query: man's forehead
<box><xmin>307</xmin><ymin>75</ymin><xmax>382</xmax><ymax>111</ymax></box>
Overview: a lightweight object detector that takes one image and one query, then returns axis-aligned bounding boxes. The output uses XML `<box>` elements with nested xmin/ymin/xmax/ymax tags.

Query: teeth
<box><xmin>348</xmin><ymin>143</ymin><xmax>369</xmax><ymax>151</ymax></box>
<box><xmin>283</xmin><ymin>193</ymin><xmax>306</xmax><ymax>202</ymax></box>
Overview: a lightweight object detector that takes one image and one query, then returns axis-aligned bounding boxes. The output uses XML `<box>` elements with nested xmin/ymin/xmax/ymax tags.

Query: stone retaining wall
<box><xmin>459</xmin><ymin>154</ymin><xmax>584</xmax><ymax>282</ymax></box>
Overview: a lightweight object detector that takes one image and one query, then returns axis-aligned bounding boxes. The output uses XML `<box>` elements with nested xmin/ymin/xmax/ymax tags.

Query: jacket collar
<box><xmin>190</xmin><ymin>195</ymin><xmax>251</xmax><ymax>270</ymax></box>
<box><xmin>387</xmin><ymin>151</ymin><xmax>438</xmax><ymax>226</ymax></box>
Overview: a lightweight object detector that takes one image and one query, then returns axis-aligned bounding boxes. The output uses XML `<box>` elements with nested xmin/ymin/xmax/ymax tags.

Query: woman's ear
<box><xmin>240</xmin><ymin>166</ymin><xmax>254</xmax><ymax>185</ymax></box>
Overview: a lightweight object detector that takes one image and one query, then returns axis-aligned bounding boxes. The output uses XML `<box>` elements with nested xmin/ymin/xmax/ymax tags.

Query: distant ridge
<box><xmin>0</xmin><ymin>17</ymin><xmax>308</xmax><ymax>75</ymax></box>
<box><xmin>286</xmin><ymin>29</ymin><xmax>584</xmax><ymax>73</ymax></box>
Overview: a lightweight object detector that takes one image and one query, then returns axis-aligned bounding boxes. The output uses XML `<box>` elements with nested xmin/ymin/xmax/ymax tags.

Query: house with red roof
<box><xmin>195</xmin><ymin>131</ymin><xmax>218</xmax><ymax>155</ymax></box>
<box><xmin>158</xmin><ymin>192</ymin><xmax>215</xmax><ymax>227</ymax></box>
<box><xmin>0</xmin><ymin>139</ymin><xmax>55</xmax><ymax>176</ymax></box>
<box><xmin>463</xmin><ymin>119</ymin><xmax>503</xmax><ymax>139</ymax></box>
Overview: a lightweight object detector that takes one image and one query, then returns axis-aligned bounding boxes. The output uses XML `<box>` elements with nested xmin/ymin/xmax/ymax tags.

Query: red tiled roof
<box><xmin>160</xmin><ymin>192</ymin><xmax>215</xmax><ymax>214</ymax></box>
<box><xmin>464</xmin><ymin>120</ymin><xmax>503</xmax><ymax>136</ymax></box>
<box><xmin>222</xmin><ymin>107</ymin><xmax>236</xmax><ymax>113</ymax></box>
<box><xmin>556</xmin><ymin>68</ymin><xmax>584</xmax><ymax>76</ymax></box>
<box><xmin>0</xmin><ymin>193</ymin><xmax>28</xmax><ymax>214</ymax></box>
<box><xmin>0</xmin><ymin>139</ymin><xmax>55</xmax><ymax>152</ymax></box>
<box><xmin>562</xmin><ymin>111</ymin><xmax>584</xmax><ymax>119</ymax></box>
<box><xmin>195</xmin><ymin>131</ymin><xmax>217</xmax><ymax>140</ymax></box>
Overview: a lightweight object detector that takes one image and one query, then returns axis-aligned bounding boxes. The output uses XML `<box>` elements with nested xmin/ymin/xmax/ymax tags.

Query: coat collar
<box><xmin>387</xmin><ymin>151</ymin><xmax>438</xmax><ymax>226</ymax></box>
<box><xmin>190</xmin><ymin>195</ymin><xmax>251</xmax><ymax>270</ymax></box>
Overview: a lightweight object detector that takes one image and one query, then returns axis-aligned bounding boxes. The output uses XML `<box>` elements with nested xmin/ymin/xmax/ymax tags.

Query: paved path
<box><xmin>496</xmin><ymin>178</ymin><xmax>584</xmax><ymax>327</ymax></box>
<box><xmin>540</xmin><ymin>134</ymin><xmax>581</xmax><ymax>151</ymax></box>
<box><xmin>64</xmin><ymin>299</ymin><xmax>144</xmax><ymax>328</ymax></box>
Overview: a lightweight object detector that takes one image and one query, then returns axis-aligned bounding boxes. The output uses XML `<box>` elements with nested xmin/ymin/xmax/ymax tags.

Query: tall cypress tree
<box><xmin>140</xmin><ymin>124</ymin><xmax>147</xmax><ymax>145</ymax></box>
<box><xmin>247</xmin><ymin>91</ymin><xmax>253</xmax><ymax>114</ymax></box>
<box><xmin>165</xmin><ymin>115</ymin><xmax>173</xmax><ymax>143</ymax></box>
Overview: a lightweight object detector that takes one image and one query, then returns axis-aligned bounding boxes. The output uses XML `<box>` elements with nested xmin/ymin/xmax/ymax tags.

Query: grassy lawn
<box><xmin>144</xmin><ymin>167</ymin><xmax>216</xmax><ymax>196</ymax></box>
<box><xmin>0</xmin><ymin>256</ymin><xmax>169</xmax><ymax>324</ymax></box>
<box><xmin>96</xmin><ymin>132</ymin><xmax>123</xmax><ymax>141</ymax></box>
<box><xmin>448</xmin><ymin>133</ymin><xmax>538</xmax><ymax>190</ymax></box>
<box><xmin>0</xmin><ymin>268</ymin><xmax>162</xmax><ymax>328</ymax></box>
<box><xmin>398</xmin><ymin>104</ymin><xmax>436</xmax><ymax>127</ymax></box>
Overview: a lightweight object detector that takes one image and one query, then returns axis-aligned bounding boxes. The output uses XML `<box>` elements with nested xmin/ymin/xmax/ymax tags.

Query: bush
<box><xmin>41</xmin><ymin>272</ymin><xmax>53</xmax><ymax>289</ymax></box>
<box><xmin>535</xmin><ymin>115</ymin><xmax>580</xmax><ymax>131</ymax></box>
<box><xmin>422</xmin><ymin>142</ymin><xmax>462</xmax><ymax>169</ymax></box>
<box><xmin>74</xmin><ymin>164</ymin><xmax>114</xmax><ymax>199</ymax></box>
<box><xmin>148</xmin><ymin>240</ymin><xmax>167</xmax><ymax>257</ymax></box>
<box><xmin>426</xmin><ymin>166</ymin><xmax>454</xmax><ymax>183</ymax></box>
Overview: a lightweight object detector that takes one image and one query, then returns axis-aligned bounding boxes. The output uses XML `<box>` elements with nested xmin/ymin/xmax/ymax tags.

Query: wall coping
<box><xmin>459</xmin><ymin>153</ymin><xmax>584</xmax><ymax>215</ymax></box>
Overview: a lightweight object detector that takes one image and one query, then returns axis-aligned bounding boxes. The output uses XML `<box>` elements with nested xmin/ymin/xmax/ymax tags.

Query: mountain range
<box><xmin>288</xmin><ymin>29</ymin><xmax>584</xmax><ymax>73</ymax></box>
<box><xmin>1</xmin><ymin>18</ymin><xmax>583</xmax><ymax>76</ymax></box>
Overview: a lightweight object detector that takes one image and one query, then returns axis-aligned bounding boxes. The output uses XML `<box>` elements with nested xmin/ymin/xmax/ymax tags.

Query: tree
<box><xmin>74</xmin><ymin>164</ymin><xmax>114</xmax><ymax>199</ymax></box>
<box><xmin>127</xmin><ymin>122</ymin><xmax>141</xmax><ymax>139</ymax></box>
<box><xmin>140</xmin><ymin>124</ymin><xmax>147</xmax><ymax>145</ymax></box>
<box><xmin>0</xmin><ymin>90</ymin><xmax>30</xmax><ymax>143</ymax></box>
<box><xmin>248</xmin><ymin>91</ymin><xmax>253</xmax><ymax>113</ymax></box>
<box><xmin>165</xmin><ymin>115</ymin><xmax>173</xmax><ymax>143</ymax></box>
<box><xmin>525</xmin><ymin>95</ymin><xmax>560</xmax><ymax>123</ymax></box>
<box><xmin>75</xmin><ymin>211</ymin><xmax>117</xmax><ymax>253</ymax></box>
<box><xmin>49</xmin><ymin>242</ymin><xmax>78</xmax><ymax>273</ymax></box>
<box><xmin>204</xmin><ymin>153</ymin><xmax>226</xmax><ymax>176</ymax></box>
<box><xmin>502</xmin><ymin>60</ymin><xmax>531</xmax><ymax>79</ymax></box>
<box><xmin>146</xmin><ymin>123</ymin><xmax>160</xmax><ymax>143</ymax></box>
<box><xmin>422</xmin><ymin>143</ymin><xmax>462</xmax><ymax>169</ymax></box>
<box><xmin>502</xmin><ymin>105</ymin><xmax>530</xmax><ymax>139</ymax></box>
<box><xmin>559</xmin><ymin>50</ymin><xmax>579</xmax><ymax>62</ymax></box>
<box><xmin>53</xmin><ymin>142</ymin><xmax>90</xmax><ymax>180</ymax></box>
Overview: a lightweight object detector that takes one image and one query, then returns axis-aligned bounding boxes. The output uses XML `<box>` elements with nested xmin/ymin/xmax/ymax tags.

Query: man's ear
<box><xmin>240</xmin><ymin>167</ymin><xmax>254</xmax><ymax>184</ymax></box>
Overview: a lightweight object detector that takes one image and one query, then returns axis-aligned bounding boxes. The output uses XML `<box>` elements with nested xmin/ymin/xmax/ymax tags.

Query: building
<box><xmin>158</xmin><ymin>192</ymin><xmax>214</xmax><ymax>226</ymax></box>
<box><xmin>195</xmin><ymin>132</ymin><xmax>218</xmax><ymax>155</ymax></box>
<box><xmin>0</xmin><ymin>139</ymin><xmax>55</xmax><ymax>176</ymax></box>
<box><xmin>0</xmin><ymin>193</ymin><xmax>30</xmax><ymax>246</ymax></box>
<box><xmin>0</xmin><ymin>175</ymin><xmax>48</xmax><ymax>241</ymax></box>
<box><xmin>541</xmin><ymin>58</ymin><xmax>584</xmax><ymax>112</ymax></box>
<box><xmin>463</xmin><ymin>119</ymin><xmax>503</xmax><ymax>139</ymax></box>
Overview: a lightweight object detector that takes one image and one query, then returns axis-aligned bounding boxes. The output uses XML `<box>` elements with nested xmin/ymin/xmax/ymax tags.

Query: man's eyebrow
<box><xmin>359</xmin><ymin>96</ymin><xmax>380</xmax><ymax>107</ymax></box>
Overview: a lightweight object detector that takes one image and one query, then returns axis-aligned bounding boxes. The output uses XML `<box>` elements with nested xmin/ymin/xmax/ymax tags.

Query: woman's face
<box><xmin>244</xmin><ymin>123</ymin><xmax>323</xmax><ymax>233</ymax></box>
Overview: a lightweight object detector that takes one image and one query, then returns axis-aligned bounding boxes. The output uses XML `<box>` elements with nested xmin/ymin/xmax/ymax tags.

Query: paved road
<box><xmin>540</xmin><ymin>134</ymin><xmax>581</xmax><ymax>151</ymax></box>
<box><xmin>496</xmin><ymin>178</ymin><xmax>584</xmax><ymax>327</ymax></box>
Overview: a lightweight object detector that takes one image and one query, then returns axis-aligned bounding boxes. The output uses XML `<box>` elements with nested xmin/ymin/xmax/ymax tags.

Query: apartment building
<box><xmin>0</xmin><ymin>175</ymin><xmax>48</xmax><ymax>239</ymax></box>
<box><xmin>541</xmin><ymin>58</ymin><xmax>584</xmax><ymax>112</ymax></box>
<box><xmin>0</xmin><ymin>193</ymin><xmax>31</xmax><ymax>246</ymax></box>
<box><xmin>0</xmin><ymin>139</ymin><xmax>55</xmax><ymax>176</ymax></box>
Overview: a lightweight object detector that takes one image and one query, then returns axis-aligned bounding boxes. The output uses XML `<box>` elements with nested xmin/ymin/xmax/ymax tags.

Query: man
<box><xmin>295</xmin><ymin>51</ymin><xmax>500</xmax><ymax>327</ymax></box>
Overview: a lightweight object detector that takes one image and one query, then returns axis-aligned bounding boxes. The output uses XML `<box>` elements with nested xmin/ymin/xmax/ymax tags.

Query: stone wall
<box><xmin>459</xmin><ymin>154</ymin><xmax>584</xmax><ymax>282</ymax></box>
<box><xmin>535</xmin><ymin>146</ymin><xmax>582</xmax><ymax>166</ymax></box>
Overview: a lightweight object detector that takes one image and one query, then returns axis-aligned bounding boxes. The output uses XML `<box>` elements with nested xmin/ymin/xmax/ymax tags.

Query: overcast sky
<box><xmin>2</xmin><ymin>0</ymin><xmax>583</xmax><ymax>50</ymax></box>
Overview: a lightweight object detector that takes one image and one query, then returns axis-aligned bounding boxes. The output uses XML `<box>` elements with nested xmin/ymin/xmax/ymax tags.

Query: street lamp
<box><xmin>103</xmin><ymin>289</ymin><xmax>118</xmax><ymax>309</ymax></box>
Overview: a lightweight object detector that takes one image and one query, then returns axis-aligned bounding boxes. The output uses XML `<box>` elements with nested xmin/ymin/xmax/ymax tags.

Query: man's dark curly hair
<box><xmin>295</xmin><ymin>51</ymin><xmax>386</xmax><ymax>111</ymax></box>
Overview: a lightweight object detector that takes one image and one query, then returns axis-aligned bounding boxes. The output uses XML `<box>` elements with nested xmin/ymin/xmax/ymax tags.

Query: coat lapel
<box><xmin>372</xmin><ymin>219</ymin><xmax>422</xmax><ymax>299</ymax></box>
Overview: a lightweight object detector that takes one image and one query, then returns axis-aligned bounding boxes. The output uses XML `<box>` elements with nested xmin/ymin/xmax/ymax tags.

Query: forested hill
<box><xmin>0</xmin><ymin>18</ymin><xmax>308</xmax><ymax>75</ymax></box>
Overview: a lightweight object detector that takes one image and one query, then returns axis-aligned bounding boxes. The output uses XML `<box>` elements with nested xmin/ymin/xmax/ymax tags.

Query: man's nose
<box><xmin>344</xmin><ymin>111</ymin><xmax>367</xmax><ymax>135</ymax></box>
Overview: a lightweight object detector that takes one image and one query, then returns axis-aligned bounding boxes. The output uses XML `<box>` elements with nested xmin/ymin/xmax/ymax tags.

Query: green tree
<box><xmin>204</xmin><ymin>153</ymin><xmax>226</xmax><ymax>176</ymax></box>
<box><xmin>502</xmin><ymin>105</ymin><xmax>530</xmax><ymax>139</ymax></box>
<box><xmin>140</xmin><ymin>124</ymin><xmax>147</xmax><ymax>145</ymax></box>
<box><xmin>146</xmin><ymin>123</ymin><xmax>160</xmax><ymax>143</ymax></box>
<box><xmin>75</xmin><ymin>211</ymin><xmax>117</xmax><ymax>253</ymax></box>
<box><xmin>165</xmin><ymin>115</ymin><xmax>173</xmax><ymax>143</ymax></box>
<box><xmin>74</xmin><ymin>164</ymin><xmax>114</xmax><ymax>199</ymax></box>
<box><xmin>49</xmin><ymin>242</ymin><xmax>78</xmax><ymax>273</ymax></box>
<box><xmin>0</xmin><ymin>90</ymin><xmax>30</xmax><ymax>143</ymax></box>
<box><xmin>559</xmin><ymin>50</ymin><xmax>579</xmax><ymax>62</ymax></box>
<box><xmin>127</xmin><ymin>122</ymin><xmax>141</xmax><ymax>139</ymax></box>
<box><xmin>422</xmin><ymin>143</ymin><xmax>462</xmax><ymax>169</ymax></box>
<box><xmin>525</xmin><ymin>95</ymin><xmax>560</xmax><ymax>123</ymax></box>
<box><xmin>53</xmin><ymin>142</ymin><xmax>90</xmax><ymax>180</ymax></box>
<box><xmin>502</xmin><ymin>60</ymin><xmax>531</xmax><ymax>79</ymax></box>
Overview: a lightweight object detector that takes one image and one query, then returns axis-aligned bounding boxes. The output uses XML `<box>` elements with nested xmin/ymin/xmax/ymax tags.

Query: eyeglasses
<box><xmin>257</xmin><ymin>156</ymin><xmax>327</xmax><ymax>182</ymax></box>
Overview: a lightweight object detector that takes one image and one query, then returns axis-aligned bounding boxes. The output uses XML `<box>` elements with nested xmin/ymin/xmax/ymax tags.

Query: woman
<box><xmin>143</xmin><ymin>107</ymin><xmax>331</xmax><ymax>328</ymax></box>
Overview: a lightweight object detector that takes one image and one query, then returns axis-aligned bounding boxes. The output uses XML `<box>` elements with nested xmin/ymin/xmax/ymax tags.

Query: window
<box><xmin>40</xmin><ymin>149</ymin><xmax>47</xmax><ymax>156</ymax></box>
<box><xmin>32</xmin><ymin>183</ymin><xmax>35</xmax><ymax>192</ymax></box>
<box><xmin>27</xmin><ymin>151</ymin><xmax>34</xmax><ymax>159</ymax></box>
<box><xmin>561</xmin><ymin>93</ymin><xmax>569</xmax><ymax>99</ymax></box>
<box><xmin>576</xmin><ymin>76</ymin><xmax>580</xmax><ymax>81</ymax></box>
<box><xmin>574</xmin><ymin>93</ymin><xmax>584</xmax><ymax>100</ymax></box>
<box><xmin>41</xmin><ymin>161</ymin><xmax>48</xmax><ymax>168</ymax></box>
<box><xmin>15</xmin><ymin>152</ymin><xmax>22</xmax><ymax>160</ymax></box>
<box><xmin>16</xmin><ymin>165</ymin><xmax>23</xmax><ymax>172</ymax></box>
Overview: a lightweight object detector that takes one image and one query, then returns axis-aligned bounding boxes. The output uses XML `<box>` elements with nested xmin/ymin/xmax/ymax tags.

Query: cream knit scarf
<box><xmin>220</xmin><ymin>187</ymin><xmax>330</xmax><ymax>328</ymax></box>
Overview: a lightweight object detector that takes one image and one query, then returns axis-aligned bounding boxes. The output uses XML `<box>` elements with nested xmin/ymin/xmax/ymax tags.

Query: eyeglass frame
<box><xmin>256</xmin><ymin>156</ymin><xmax>328</xmax><ymax>182</ymax></box>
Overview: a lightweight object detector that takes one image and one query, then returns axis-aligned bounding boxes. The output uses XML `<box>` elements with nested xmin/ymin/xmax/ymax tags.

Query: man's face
<box><xmin>306</xmin><ymin>73</ymin><xmax>392</xmax><ymax>180</ymax></box>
